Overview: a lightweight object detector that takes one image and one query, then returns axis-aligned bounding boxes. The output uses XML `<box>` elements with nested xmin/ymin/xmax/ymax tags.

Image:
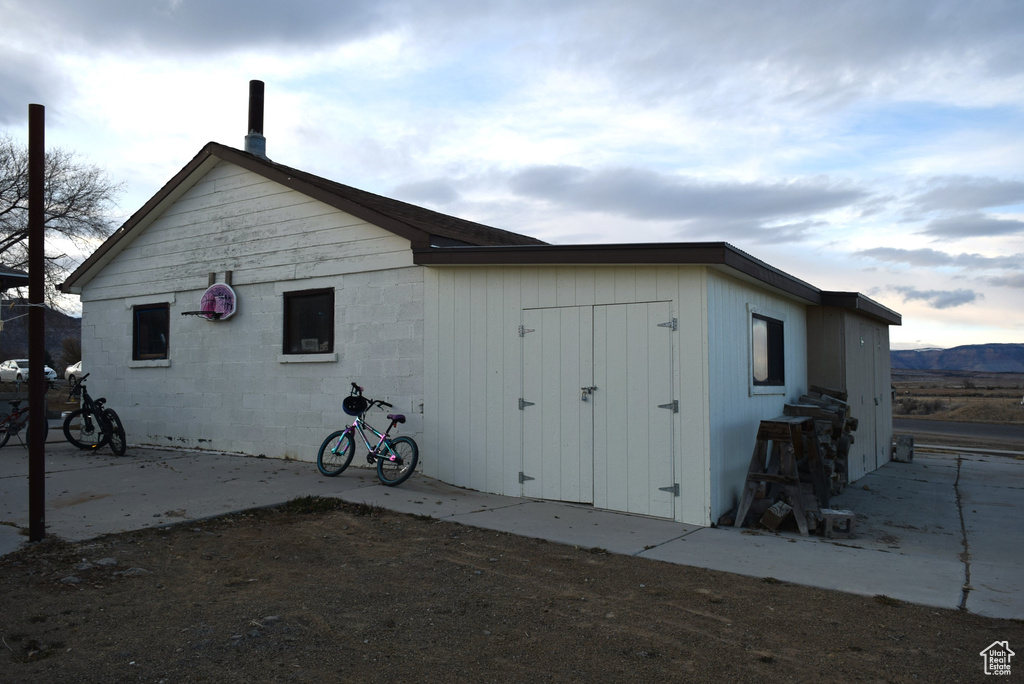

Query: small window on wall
<box><xmin>283</xmin><ymin>288</ymin><xmax>334</xmax><ymax>354</ymax></box>
<box><xmin>133</xmin><ymin>303</ymin><xmax>169</xmax><ymax>360</ymax></box>
<box><xmin>752</xmin><ymin>313</ymin><xmax>785</xmax><ymax>387</ymax></box>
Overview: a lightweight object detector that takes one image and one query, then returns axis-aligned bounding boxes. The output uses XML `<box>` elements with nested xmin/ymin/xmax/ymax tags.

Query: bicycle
<box><xmin>0</xmin><ymin>398</ymin><xmax>49</xmax><ymax>448</ymax></box>
<box><xmin>317</xmin><ymin>382</ymin><xmax>419</xmax><ymax>486</ymax></box>
<box><xmin>62</xmin><ymin>373</ymin><xmax>127</xmax><ymax>456</ymax></box>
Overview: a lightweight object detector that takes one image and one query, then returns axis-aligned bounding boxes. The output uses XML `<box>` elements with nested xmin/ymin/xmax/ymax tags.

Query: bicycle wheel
<box><xmin>105</xmin><ymin>409</ymin><xmax>127</xmax><ymax>456</ymax></box>
<box><xmin>63</xmin><ymin>408</ymin><xmax>107</xmax><ymax>449</ymax></box>
<box><xmin>0</xmin><ymin>412</ymin><xmax>13</xmax><ymax>448</ymax></box>
<box><xmin>317</xmin><ymin>429</ymin><xmax>356</xmax><ymax>476</ymax></box>
<box><xmin>376</xmin><ymin>436</ymin><xmax>418</xmax><ymax>486</ymax></box>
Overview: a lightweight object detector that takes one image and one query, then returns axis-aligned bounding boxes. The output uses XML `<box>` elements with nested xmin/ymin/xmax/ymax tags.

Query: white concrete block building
<box><xmin>63</xmin><ymin>140</ymin><xmax>900</xmax><ymax>527</ymax></box>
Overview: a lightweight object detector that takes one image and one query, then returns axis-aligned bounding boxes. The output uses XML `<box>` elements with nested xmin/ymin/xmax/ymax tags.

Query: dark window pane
<box><xmin>752</xmin><ymin>313</ymin><xmax>784</xmax><ymax>386</ymax></box>
<box><xmin>284</xmin><ymin>289</ymin><xmax>334</xmax><ymax>354</ymax></box>
<box><xmin>134</xmin><ymin>304</ymin><xmax>169</xmax><ymax>360</ymax></box>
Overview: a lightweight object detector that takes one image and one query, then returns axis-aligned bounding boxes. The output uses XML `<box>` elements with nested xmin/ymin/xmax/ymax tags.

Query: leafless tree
<box><xmin>0</xmin><ymin>132</ymin><xmax>121</xmax><ymax>307</ymax></box>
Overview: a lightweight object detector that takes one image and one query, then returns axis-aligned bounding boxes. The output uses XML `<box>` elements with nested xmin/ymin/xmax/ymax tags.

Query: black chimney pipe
<box><xmin>245</xmin><ymin>80</ymin><xmax>267</xmax><ymax>158</ymax></box>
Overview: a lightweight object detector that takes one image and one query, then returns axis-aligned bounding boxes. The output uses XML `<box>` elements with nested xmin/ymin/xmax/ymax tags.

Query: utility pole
<box><xmin>28</xmin><ymin>103</ymin><xmax>46</xmax><ymax>542</ymax></box>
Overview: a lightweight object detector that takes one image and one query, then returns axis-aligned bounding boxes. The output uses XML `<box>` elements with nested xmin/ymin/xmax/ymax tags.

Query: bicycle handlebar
<box><xmin>349</xmin><ymin>381</ymin><xmax>390</xmax><ymax>410</ymax></box>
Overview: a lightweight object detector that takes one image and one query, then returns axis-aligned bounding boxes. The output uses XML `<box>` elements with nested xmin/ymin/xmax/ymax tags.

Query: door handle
<box><xmin>580</xmin><ymin>386</ymin><xmax>598</xmax><ymax>401</ymax></box>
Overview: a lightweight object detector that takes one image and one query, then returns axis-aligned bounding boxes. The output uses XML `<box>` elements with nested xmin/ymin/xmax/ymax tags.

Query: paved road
<box><xmin>894</xmin><ymin>418</ymin><xmax>1024</xmax><ymax>446</ymax></box>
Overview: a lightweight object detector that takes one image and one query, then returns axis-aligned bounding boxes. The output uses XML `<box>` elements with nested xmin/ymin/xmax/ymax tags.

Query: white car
<box><xmin>0</xmin><ymin>359</ymin><xmax>57</xmax><ymax>384</ymax></box>
<box><xmin>65</xmin><ymin>360</ymin><xmax>83</xmax><ymax>384</ymax></box>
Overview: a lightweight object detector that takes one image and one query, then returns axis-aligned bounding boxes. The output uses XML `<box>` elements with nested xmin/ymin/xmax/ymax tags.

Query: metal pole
<box><xmin>28</xmin><ymin>104</ymin><xmax>46</xmax><ymax>542</ymax></box>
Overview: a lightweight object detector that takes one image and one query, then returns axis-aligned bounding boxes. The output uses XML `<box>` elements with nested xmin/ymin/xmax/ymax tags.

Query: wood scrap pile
<box><xmin>784</xmin><ymin>384</ymin><xmax>857</xmax><ymax>499</ymax></box>
<box><xmin>724</xmin><ymin>384</ymin><xmax>859</xmax><ymax>537</ymax></box>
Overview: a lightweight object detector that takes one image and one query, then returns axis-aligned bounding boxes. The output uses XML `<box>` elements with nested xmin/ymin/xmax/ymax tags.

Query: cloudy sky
<box><xmin>2</xmin><ymin>0</ymin><xmax>1022</xmax><ymax>349</ymax></box>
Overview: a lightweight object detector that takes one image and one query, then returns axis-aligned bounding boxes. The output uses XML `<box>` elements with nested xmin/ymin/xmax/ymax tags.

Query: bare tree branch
<box><xmin>0</xmin><ymin>132</ymin><xmax>122</xmax><ymax>309</ymax></box>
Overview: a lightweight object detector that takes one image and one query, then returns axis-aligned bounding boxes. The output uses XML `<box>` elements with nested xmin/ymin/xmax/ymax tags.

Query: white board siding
<box><xmin>424</xmin><ymin>264</ymin><xmax>712</xmax><ymax>526</ymax></box>
<box><xmin>78</xmin><ymin>160</ymin><xmax>424</xmax><ymax>459</ymax></box>
<box><xmin>593</xmin><ymin>302</ymin><xmax>676</xmax><ymax>519</ymax></box>
<box><xmin>522</xmin><ymin>306</ymin><xmax>595</xmax><ymax>503</ymax></box>
<box><xmin>704</xmin><ymin>270</ymin><xmax>809</xmax><ymax>521</ymax></box>
<box><xmin>80</xmin><ymin>162</ymin><xmax>413</xmax><ymax>302</ymax></box>
<box><xmin>845</xmin><ymin>316</ymin><xmax>894</xmax><ymax>482</ymax></box>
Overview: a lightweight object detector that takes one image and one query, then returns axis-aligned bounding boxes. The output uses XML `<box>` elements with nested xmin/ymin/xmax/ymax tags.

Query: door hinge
<box><xmin>659</xmin><ymin>483</ymin><xmax>680</xmax><ymax>496</ymax></box>
<box><xmin>519</xmin><ymin>398</ymin><xmax>535</xmax><ymax>410</ymax></box>
<box><xmin>657</xmin><ymin>400</ymin><xmax>679</xmax><ymax>413</ymax></box>
<box><xmin>657</xmin><ymin>318</ymin><xmax>678</xmax><ymax>331</ymax></box>
<box><xmin>518</xmin><ymin>325</ymin><xmax>535</xmax><ymax>337</ymax></box>
<box><xmin>519</xmin><ymin>472</ymin><xmax>535</xmax><ymax>483</ymax></box>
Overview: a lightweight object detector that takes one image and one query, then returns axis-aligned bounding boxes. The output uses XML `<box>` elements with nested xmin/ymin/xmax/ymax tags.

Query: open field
<box><xmin>892</xmin><ymin>369</ymin><xmax>1024</xmax><ymax>425</ymax></box>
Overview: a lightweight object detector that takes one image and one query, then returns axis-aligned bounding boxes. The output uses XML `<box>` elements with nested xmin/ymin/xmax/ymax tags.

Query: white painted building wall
<box><xmin>424</xmin><ymin>264</ymin><xmax>715</xmax><ymax>526</ymax></box>
<box><xmin>78</xmin><ymin>161</ymin><xmax>425</xmax><ymax>458</ymax></box>
<box><xmin>704</xmin><ymin>270</ymin><xmax>809</xmax><ymax>521</ymax></box>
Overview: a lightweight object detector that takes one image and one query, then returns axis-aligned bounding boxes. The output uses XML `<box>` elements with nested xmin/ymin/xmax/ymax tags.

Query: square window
<box><xmin>133</xmin><ymin>303</ymin><xmax>169</xmax><ymax>360</ymax></box>
<box><xmin>283</xmin><ymin>289</ymin><xmax>334</xmax><ymax>354</ymax></box>
<box><xmin>752</xmin><ymin>313</ymin><xmax>785</xmax><ymax>386</ymax></box>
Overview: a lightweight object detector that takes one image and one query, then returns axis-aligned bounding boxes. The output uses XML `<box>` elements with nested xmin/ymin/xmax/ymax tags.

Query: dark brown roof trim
<box><xmin>413</xmin><ymin>243</ymin><xmax>901</xmax><ymax>325</ymax></box>
<box><xmin>413</xmin><ymin>242</ymin><xmax>821</xmax><ymax>302</ymax></box>
<box><xmin>821</xmin><ymin>291</ymin><xmax>902</xmax><ymax>326</ymax></box>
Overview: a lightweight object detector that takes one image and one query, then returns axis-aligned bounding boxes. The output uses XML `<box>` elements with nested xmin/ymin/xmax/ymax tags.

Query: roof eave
<box><xmin>413</xmin><ymin>242</ymin><xmax>823</xmax><ymax>304</ymax></box>
<box><xmin>821</xmin><ymin>291</ymin><xmax>902</xmax><ymax>326</ymax></box>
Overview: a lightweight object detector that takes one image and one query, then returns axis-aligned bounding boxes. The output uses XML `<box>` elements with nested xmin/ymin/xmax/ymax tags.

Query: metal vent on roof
<box><xmin>244</xmin><ymin>80</ymin><xmax>268</xmax><ymax>159</ymax></box>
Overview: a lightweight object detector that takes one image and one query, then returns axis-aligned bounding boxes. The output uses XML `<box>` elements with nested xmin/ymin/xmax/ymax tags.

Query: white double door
<box><xmin>521</xmin><ymin>302</ymin><xmax>676</xmax><ymax>519</ymax></box>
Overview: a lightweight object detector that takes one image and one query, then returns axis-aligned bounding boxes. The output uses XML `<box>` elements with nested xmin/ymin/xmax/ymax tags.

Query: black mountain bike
<box><xmin>62</xmin><ymin>373</ymin><xmax>127</xmax><ymax>456</ymax></box>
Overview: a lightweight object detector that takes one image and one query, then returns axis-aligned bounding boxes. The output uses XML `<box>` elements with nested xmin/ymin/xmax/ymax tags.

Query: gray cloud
<box><xmin>855</xmin><ymin>247</ymin><xmax>1023</xmax><ymax>270</ymax></box>
<box><xmin>16</xmin><ymin>0</ymin><xmax>393</xmax><ymax>52</ymax></box>
<box><xmin>890</xmin><ymin>286</ymin><xmax>981</xmax><ymax>309</ymax></box>
<box><xmin>987</xmin><ymin>274</ymin><xmax>1024</xmax><ymax>289</ymax></box>
<box><xmin>910</xmin><ymin>176</ymin><xmax>1024</xmax><ymax>212</ymax></box>
<box><xmin>919</xmin><ymin>212</ymin><xmax>1024</xmax><ymax>239</ymax></box>
<box><xmin>16</xmin><ymin>2</ymin><xmax>1024</xmax><ymax>94</ymax></box>
<box><xmin>559</xmin><ymin>1</ymin><xmax>1024</xmax><ymax>109</ymax></box>
<box><xmin>509</xmin><ymin>165</ymin><xmax>866</xmax><ymax>229</ymax></box>
<box><xmin>0</xmin><ymin>49</ymin><xmax>70</xmax><ymax>125</ymax></box>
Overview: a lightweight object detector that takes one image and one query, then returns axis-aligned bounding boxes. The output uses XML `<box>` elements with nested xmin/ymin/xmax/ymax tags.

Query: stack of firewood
<box><xmin>719</xmin><ymin>386</ymin><xmax>860</xmax><ymax>533</ymax></box>
<box><xmin>784</xmin><ymin>384</ymin><xmax>857</xmax><ymax>498</ymax></box>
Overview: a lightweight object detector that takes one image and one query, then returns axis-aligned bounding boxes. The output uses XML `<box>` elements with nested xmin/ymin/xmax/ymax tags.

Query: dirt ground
<box><xmin>2</xmin><ymin>498</ymin><xmax>1021</xmax><ymax>683</ymax></box>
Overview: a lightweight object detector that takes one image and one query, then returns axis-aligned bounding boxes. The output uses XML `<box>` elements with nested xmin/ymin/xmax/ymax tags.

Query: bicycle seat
<box><xmin>387</xmin><ymin>414</ymin><xmax>406</xmax><ymax>424</ymax></box>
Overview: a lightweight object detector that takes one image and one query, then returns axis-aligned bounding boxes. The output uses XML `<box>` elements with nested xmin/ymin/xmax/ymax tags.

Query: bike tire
<box><xmin>105</xmin><ymin>409</ymin><xmax>127</xmax><ymax>456</ymax></box>
<box><xmin>63</xmin><ymin>408</ymin><xmax>107</xmax><ymax>449</ymax></box>
<box><xmin>376</xmin><ymin>436</ymin><xmax>418</xmax><ymax>486</ymax></box>
<box><xmin>0</xmin><ymin>412</ymin><xmax>12</xmax><ymax>448</ymax></box>
<box><xmin>317</xmin><ymin>429</ymin><xmax>356</xmax><ymax>476</ymax></box>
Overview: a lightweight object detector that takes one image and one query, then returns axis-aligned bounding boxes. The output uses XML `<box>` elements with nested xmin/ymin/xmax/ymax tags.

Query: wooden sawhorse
<box><xmin>733</xmin><ymin>416</ymin><xmax>814</xmax><ymax>536</ymax></box>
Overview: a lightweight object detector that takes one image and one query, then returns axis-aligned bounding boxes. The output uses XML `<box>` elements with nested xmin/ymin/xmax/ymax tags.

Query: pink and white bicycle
<box><xmin>316</xmin><ymin>382</ymin><xmax>419</xmax><ymax>486</ymax></box>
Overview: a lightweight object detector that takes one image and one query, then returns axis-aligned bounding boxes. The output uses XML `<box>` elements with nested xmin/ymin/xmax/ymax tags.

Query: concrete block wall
<box><xmin>80</xmin><ymin>266</ymin><xmax>425</xmax><ymax>461</ymax></box>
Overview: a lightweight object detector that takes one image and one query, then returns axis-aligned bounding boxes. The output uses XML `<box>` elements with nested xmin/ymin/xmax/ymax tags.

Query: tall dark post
<box><xmin>28</xmin><ymin>104</ymin><xmax>46</xmax><ymax>542</ymax></box>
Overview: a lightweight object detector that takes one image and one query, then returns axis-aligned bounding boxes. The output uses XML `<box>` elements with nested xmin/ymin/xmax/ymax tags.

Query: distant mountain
<box><xmin>891</xmin><ymin>343</ymin><xmax>1024</xmax><ymax>372</ymax></box>
<box><xmin>0</xmin><ymin>300</ymin><xmax>81</xmax><ymax>370</ymax></box>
